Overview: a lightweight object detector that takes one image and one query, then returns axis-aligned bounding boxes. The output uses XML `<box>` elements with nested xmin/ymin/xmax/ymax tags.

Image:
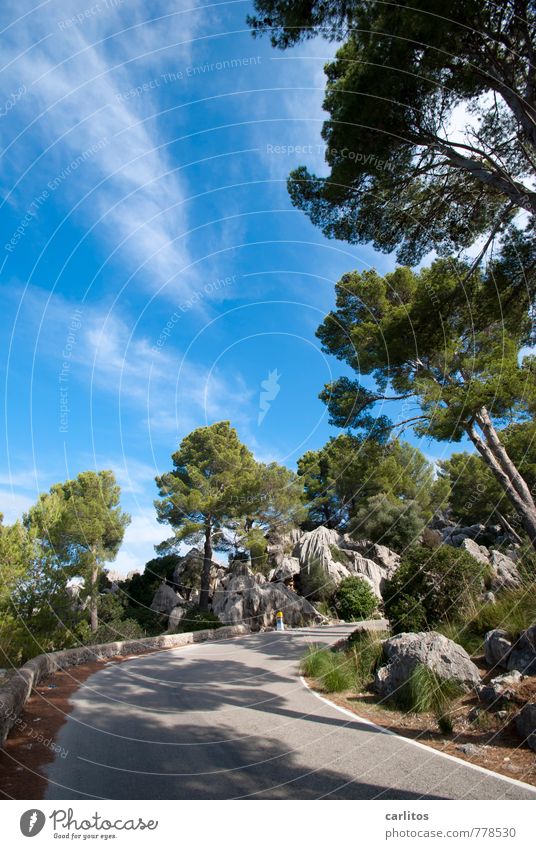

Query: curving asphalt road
<box><xmin>43</xmin><ymin>625</ymin><xmax>536</xmax><ymax>800</ymax></box>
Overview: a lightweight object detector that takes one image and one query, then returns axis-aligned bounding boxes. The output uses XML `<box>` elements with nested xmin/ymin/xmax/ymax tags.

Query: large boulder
<box><xmin>507</xmin><ymin>624</ymin><xmax>536</xmax><ymax>675</ymax></box>
<box><xmin>461</xmin><ymin>537</ymin><xmax>490</xmax><ymax>565</ymax></box>
<box><xmin>516</xmin><ymin>703</ymin><xmax>536</xmax><ymax>751</ymax></box>
<box><xmin>484</xmin><ymin>629</ymin><xmax>513</xmax><ymax>669</ymax></box>
<box><xmin>343</xmin><ymin>537</ymin><xmax>400</xmax><ymax>577</ymax></box>
<box><xmin>167</xmin><ymin>604</ymin><xmax>189</xmax><ymax>632</ymax></box>
<box><xmin>269</xmin><ymin>555</ymin><xmax>300</xmax><ymax>584</ymax></box>
<box><xmin>374</xmin><ymin>631</ymin><xmax>481</xmax><ymax>697</ymax></box>
<box><xmin>150</xmin><ymin>582</ymin><xmax>184</xmax><ymax>615</ymax></box>
<box><xmin>172</xmin><ymin>547</ymin><xmax>222</xmax><ymax>598</ymax></box>
<box><xmin>211</xmin><ymin>562</ymin><xmax>323</xmax><ymax>631</ymax></box>
<box><xmin>295</xmin><ymin>526</ymin><xmax>397</xmax><ymax>597</ymax></box>
<box><xmin>489</xmin><ymin>550</ymin><xmax>521</xmax><ymax>591</ymax></box>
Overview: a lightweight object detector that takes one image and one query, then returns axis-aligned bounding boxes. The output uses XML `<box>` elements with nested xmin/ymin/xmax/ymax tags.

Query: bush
<box><xmin>299</xmin><ymin>558</ymin><xmax>336</xmax><ymax>604</ymax></box>
<box><xmin>347</xmin><ymin>629</ymin><xmax>388</xmax><ymax>688</ymax></box>
<box><xmin>394</xmin><ymin>663</ymin><xmax>462</xmax><ymax>733</ymax></box>
<box><xmin>300</xmin><ymin>645</ymin><xmax>355</xmax><ymax>692</ymax></box>
<box><xmin>385</xmin><ymin>595</ymin><xmax>428</xmax><ymax>634</ymax></box>
<box><xmin>300</xmin><ymin>645</ymin><xmax>333</xmax><ymax>678</ymax></box>
<box><xmin>335</xmin><ymin>576</ymin><xmax>378</xmax><ymax>621</ymax></box>
<box><xmin>175</xmin><ymin>606</ymin><xmax>223</xmax><ymax>633</ymax></box>
<box><xmin>91</xmin><ymin>617</ymin><xmax>145</xmax><ymax>644</ymax></box>
<box><xmin>383</xmin><ymin>545</ymin><xmax>488</xmax><ymax>634</ymax></box>
<box><xmin>438</xmin><ymin>583</ymin><xmax>536</xmax><ymax>655</ymax></box>
<box><xmin>350</xmin><ymin>493</ymin><xmax>426</xmax><ymax>551</ymax></box>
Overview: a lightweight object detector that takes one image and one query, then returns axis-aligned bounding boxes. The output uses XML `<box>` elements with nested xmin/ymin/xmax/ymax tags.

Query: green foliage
<box><xmin>174</xmin><ymin>606</ymin><xmax>223</xmax><ymax>633</ymax></box>
<box><xmin>301</xmin><ymin>646</ymin><xmax>356</xmax><ymax>693</ymax></box>
<box><xmin>384</xmin><ymin>595</ymin><xmax>428</xmax><ymax>636</ymax></box>
<box><xmin>156</xmin><ymin>423</ymin><xmax>305</xmax><ymax>608</ymax></box>
<box><xmin>347</xmin><ymin>630</ymin><xmax>387</xmax><ymax>689</ymax></box>
<box><xmin>301</xmin><ymin>631</ymin><xmax>386</xmax><ymax>694</ymax></box>
<box><xmin>315</xmin><ymin>259</ymin><xmax>536</xmax><ymax>545</ymax></box>
<box><xmin>27</xmin><ymin>470</ymin><xmax>130</xmax><ymax>632</ymax></box>
<box><xmin>394</xmin><ymin>663</ymin><xmax>463</xmax><ymax>733</ymax></box>
<box><xmin>250</xmin><ymin>1</ymin><xmax>536</xmax><ymax>265</ymax></box>
<box><xmin>440</xmin><ymin>422</ymin><xmax>536</xmax><ymax>526</ymax></box>
<box><xmin>350</xmin><ymin>493</ymin><xmax>426</xmax><ymax>551</ymax></box>
<box><xmin>472</xmin><ymin>584</ymin><xmax>536</xmax><ymax>639</ymax></box>
<box><xmin>384</xmin><ymin>545</ymin><xmax>488</xmax><ymax>634</ymax></box>
<box><xmin>300</xmin><ymin>645</ymin><xmax>334</xmax><ymax>679</ymax></box>
<box><xmin>298</xmin><ymin>558</ymin><xmax>336</xmax><ymax>604</ymax></box>
<box><xmin>297</xmin><ymin>433</ymin><xmax>439</xmax><ymax>533</ymax></box>
<box><xmin>335</xmin><ymin>576</ymin><xmax>378</xmax><ymax>621</ymax></box>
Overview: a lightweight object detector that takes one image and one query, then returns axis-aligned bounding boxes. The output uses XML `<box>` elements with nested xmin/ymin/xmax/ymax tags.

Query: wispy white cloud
<box><xmin>0</xmin><ymin>1</ymin><xmax>207</xmax><ymax>296</ymax></box>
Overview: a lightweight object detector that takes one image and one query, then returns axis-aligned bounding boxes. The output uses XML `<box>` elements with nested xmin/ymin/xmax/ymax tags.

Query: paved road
<box><xmin>44</xmin><ymin>626</ymin><xmax>536</xmax><ymax>800</ymax></box>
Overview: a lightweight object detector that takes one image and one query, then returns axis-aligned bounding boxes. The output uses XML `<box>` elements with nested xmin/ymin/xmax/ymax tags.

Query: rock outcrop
<box><xmin>290</xmin><ymin>525</ymin><xmax>399</xmax><ymax>597</ymax></box>
<box><xmin>150</xmin><ymin>582</ymin><xmax>184</xmax><ymax>615</ymax></box>
<box><xmin>489</xmin><ymin>550</ymin><xmax>521</xmax><ymax>591</ymax></box>
<box><xmin>374</xmin><ymin>631</ymin><xmax>481</xmax><ymax>697</ymax></box>
<box><xmin>172</xmin><ymin>548</ymin><xmax>223</xmax><ymax>598</ymax></box>
<box><xmin>507</xmin><ymin>624</ymin><xmax>536</xmax><ymax>675</ymax></box>
<box><xmin>478</xmin><ymin>670</ymin><xmax>523</xmax><ymax>705</ymax></box>
<box><xmin>484</xmin><ymin>629</ymin><xmax>513</xmax><ymax>670</ymax></box>
<box><xmin>483</xmin><ymin>625</ymin><xmax>536</xmax><ymax>675</ymax></box>
<box><xmin>211</xmin><ymin>562</ymin><xmax>324</xmax><ymax>631</ymax></box>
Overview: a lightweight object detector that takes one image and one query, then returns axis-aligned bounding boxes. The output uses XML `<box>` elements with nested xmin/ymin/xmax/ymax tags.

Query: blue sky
<box><xmin>0</xmin><ymin>0</ymin><xmax>462</xmax><ymax>572</ymax></box>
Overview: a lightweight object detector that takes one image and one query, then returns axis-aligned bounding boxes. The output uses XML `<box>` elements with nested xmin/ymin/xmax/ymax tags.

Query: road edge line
<box><xmin>300</xmin><ymin>676</ymin><xmax>536</xmax><ymax>796</ymax></box>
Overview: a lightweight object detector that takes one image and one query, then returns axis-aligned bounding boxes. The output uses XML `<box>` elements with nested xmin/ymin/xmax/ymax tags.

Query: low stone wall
<box><xmin>0</xmin><ymin>623</ymin><xmax>250</xmax><ymax>746</ymax></box>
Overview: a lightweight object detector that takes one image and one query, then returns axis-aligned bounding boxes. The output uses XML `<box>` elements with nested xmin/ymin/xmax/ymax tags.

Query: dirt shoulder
<box><xmin>0</xmin><ymin>649</ymin><xmax>165</xmax><ymax>800</ymax></box>
<box><xmin>306</xmin><ymin>680</ymin><xmax>536</xmax><ymax>789</ymax></box>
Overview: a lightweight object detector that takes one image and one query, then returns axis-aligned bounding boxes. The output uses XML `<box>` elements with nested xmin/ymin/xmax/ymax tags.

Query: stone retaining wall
<box><xmin>0</xmin><ymin>623</ymin><xmax>250</xmax><ymax>746</ymax></box>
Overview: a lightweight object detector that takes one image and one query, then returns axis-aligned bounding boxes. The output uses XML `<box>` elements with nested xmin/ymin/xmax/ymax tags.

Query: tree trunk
<box><xmin>90</xmin><ymin>557</ymin><xmax>99</xmax><ymax>632</ymax></box>
<box><xmin>199</xmin><ymin>517</ymin><xmax>212</xmax><ymax>612</ymax></box>
<box><xmin>466</xmin><ymin>409</ymin><xmax>536</xmax><ymax>549</ymax></box>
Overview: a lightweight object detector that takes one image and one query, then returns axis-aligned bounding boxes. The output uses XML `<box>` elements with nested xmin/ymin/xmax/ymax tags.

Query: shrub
<box><xmin>300</xmin><ymin>645</ymin><xmax>333</xmax><ymax>678</ymax></box>
<box><xmin>395</xmin><ymin>663</ymin><xmax>462</xmax><ymax>733</ymax></box>
<box><xmin>335</xmin><ymin>576</ymin><xmax>378</xmax><ymax>621</ymax></box>
<box><xmin>385</xmin><ymin>595</ymin><xmax>428</xmax><ymax>634</ymax></box>
<box><xmin>175</xmin><ymin>606</ymin><xmax>223</xmax><ymax>633</ymax></box>
<box><xmin>350</xmin><ymin>493</ymin><xmax>426</xmax><ymax>551</ymax></box>
<box><xmin>300</xmin><ymin>645</ymin><xmax>355</xmax><ymax>692</ymax></box>
<box><xmin>321</xmin><ymin>655</ymin><xmax>356</xmax><ymax>692</ymax></box>
<box><xmin>438</xmin><ymin>583</ymin><xmax>536</xmax><ymax>654</ymax></box>
<box><xmin>347</xmin><ymin>629</ymin><xmax>388</xmax><ymax>688</ymax></box>
<box><xmin>299</xmin><ymin>558</ymin><xmax>336</xmax><ymax>604</ymax></box>
<box><xmin>91</xmin><ymin>617</ymin><xmax>145</xmax><ymax>644</ymax></box>
<box><xmin>383</xmin><ymin>545</ymin><xmax>488</xmax><ymax>634</ymax></box>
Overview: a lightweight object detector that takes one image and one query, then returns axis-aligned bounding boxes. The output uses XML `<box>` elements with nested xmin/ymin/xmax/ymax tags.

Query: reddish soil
<box><xmin>0</xmin><ymin>651</ymin><xmax>162</xmax><ymax>800</ymax></box>
<box><xmin>311</xmin><ymin>678</ymin><xmax>536</xmax><ymax>788</ymax></box>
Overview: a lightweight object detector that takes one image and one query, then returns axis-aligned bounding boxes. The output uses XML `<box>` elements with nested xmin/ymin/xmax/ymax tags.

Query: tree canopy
<box><xmin>155</xmin><ymin>422</ymin><xmax>303</xmax><ymax>607</ymax></box>
<box><xmin>28</xmin><ymin>471</ymin><xmax>130</xmax><ymax>631</ymax></box>
<box><xmin>250</xmin><ymin>0</ymin><xmax>536</xmax><ymax>267</ymax></box>
<box><xmin>297</xmin><ymin>432</ymin><xmax>443</xmax><ymax>543</ymax></box>
<box><xmin>316</xmin><ymin>258</ymin><xmax>536</xmax><ymax>544</ymax></box>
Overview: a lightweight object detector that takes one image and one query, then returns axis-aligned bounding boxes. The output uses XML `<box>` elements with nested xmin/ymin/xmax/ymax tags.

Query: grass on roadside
<box><xmin>437</xmin><ymin>583</ymin><xmax>536</xmax><ymax>655</ymax></box>
<box><xmin>300</xmin><ymin>630</ymin><xmax>388</xmax><ymax>694</ymax></box>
